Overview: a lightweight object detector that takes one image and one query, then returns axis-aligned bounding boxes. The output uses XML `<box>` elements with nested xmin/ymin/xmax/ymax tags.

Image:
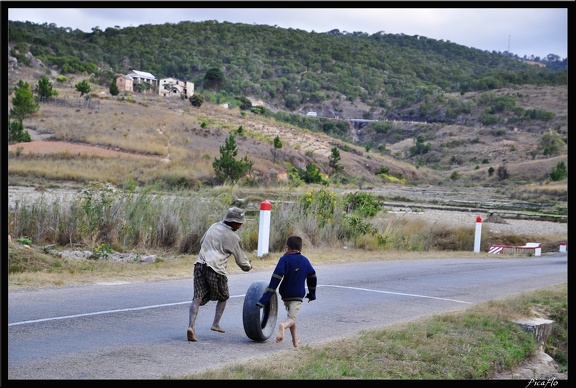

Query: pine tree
<box><xmin>10</xmin><ymin>80</ymin><xmax>39</xmax><ymax>121</ymax></box>
<box><xmin>303</xmin><ymin>163</ymin><xmax>323</xmax><ymax>184</ymax></box>
<box><xmin>212</xmin><ymin>133</ymin><xmax>254</xmax><ymax>184</ymax></box>
<box><xmin>37</xmin><ymin>75</ymin><xmax>56</xmax><ymax>100</ymax></box>
<box><xmin>272</xmin><ymin>135</ymin><xmax>283</xmax><ymax>163</ymax></box>
<box><xmin>109</xmin><ymin>79</ymin><xmax>119</xmax><ymax>96</ymax></box>
<box><xmin>75</xmin><ymin>80</ymin><xmax>91</xmax><ymax>96</ymax></box>
<box><xmin>8</xmin><ymin>119</ymin><xmax>31</xmax><ymax>143</ymax></box>
<box><xmin>549</xmin><ymin>161</ymin><xmax>567</xmax><ymax>181</ymax></box>
<box><xmin>329</xmin><ymin>147</ymin><xmax>343</xmax><ymax>174</ymax></box>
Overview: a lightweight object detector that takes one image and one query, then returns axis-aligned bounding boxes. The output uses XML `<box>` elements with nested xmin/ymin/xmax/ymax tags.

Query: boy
<box><xmin>257</xmin><ymin>235</ymin><xmax>316</xmax><ymax>347</ymax></box>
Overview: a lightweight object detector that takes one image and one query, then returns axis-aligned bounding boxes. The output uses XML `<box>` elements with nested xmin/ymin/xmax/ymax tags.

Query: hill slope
<box><xmin>6</xmin><ymin>42</ymin><xmax>567</xmax><ymax>217</ymax></box>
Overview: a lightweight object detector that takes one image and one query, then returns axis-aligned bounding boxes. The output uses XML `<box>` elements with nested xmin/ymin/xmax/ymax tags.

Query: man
<box><xmin>187</xmin><ymin>207</ymin><xmax>252</xmax><ymax>341</ymax></box>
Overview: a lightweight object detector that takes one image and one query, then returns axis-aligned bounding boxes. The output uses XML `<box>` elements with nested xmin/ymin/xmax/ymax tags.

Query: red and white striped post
<box><xmin>474</xmin><ymin>216</ymin><xmax>482</xmax><ymax>253</ymax></box>
<box><xmin>257</xmin><ymin>200</ymin><xmax>272</xmax><ymax>257</ymax></box>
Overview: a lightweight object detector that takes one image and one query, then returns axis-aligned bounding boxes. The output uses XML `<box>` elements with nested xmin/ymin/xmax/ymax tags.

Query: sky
<box><xmin>6</xmin><ymin>6</ymin><xmax>569</xmax><ymax>60</ymax></box>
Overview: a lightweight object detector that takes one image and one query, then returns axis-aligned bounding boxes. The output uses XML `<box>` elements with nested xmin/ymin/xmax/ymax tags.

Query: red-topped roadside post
<box><xmin>474</xmin><ymin>216</ymin><xmax>482</xmax><ymax>253</ymax></box>
<box><xmin>257</xmin><ymin>200</ymin><xmax>272</xmax><ymax>257</ymax></box>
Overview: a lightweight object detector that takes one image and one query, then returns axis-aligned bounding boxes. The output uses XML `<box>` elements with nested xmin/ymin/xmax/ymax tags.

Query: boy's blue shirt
<box><xmin>257</xmin><ymin>252</ymin><xmax>317</xmax><ymax>307</ymax></box>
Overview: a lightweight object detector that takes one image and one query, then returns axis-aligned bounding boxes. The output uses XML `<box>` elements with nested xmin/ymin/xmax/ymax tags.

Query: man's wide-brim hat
<box><xmin>224</xmin><ymin>207</ymin><xmax>246</xmax><ymax>224</ymax></box>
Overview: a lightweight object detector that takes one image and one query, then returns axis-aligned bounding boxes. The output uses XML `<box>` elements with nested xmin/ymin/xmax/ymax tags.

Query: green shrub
<box><xmin>343</xmin><ymin>192</ymin><xmax>383</xmax><ymax>218</ymax></box>
<box><xmin>549</xmin><ymin>161</ymin><xmax>567</xmax><ymax>181</ymax></box>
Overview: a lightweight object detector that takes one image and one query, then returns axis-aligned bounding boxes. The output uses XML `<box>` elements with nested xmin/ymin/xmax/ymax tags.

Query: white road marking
<box><xmin>318</xmin><ymin>284</ymin><xmax>472</xmax><ymax>304</ymax></box>
<box><xmin>9</xmin><ymin>285</ymin><xmax>469</xmax><ymax>326</ymax></box>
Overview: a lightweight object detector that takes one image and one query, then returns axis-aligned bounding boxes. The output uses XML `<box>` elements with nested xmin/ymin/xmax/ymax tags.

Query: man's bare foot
<box><xmin>276</xmin><ymin>323</ymin><xmax>285</xmax><ymax>343</ymax></box>
<box><xmin>187</xmin><ymin>328</ymin><xmax>198</xmax><ymax>342</ymax></box>
<box><xmin>210</xmin><ymin>325</ymin><xmax>225</xmax><ymax>333</ymax></box>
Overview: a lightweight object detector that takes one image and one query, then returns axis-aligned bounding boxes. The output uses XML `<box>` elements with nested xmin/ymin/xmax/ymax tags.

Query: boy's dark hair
<box><xmin>286</xmin><ymin>235</ymin><xmax>303</xmax><ymax>251</ymax></box>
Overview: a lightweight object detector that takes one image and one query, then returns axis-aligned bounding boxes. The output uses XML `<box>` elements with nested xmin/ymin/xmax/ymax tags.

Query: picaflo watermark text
<box><xmin>525</xmin><ymin>377</ymin><xmax>559</xmax><ymax>388</ymax></box>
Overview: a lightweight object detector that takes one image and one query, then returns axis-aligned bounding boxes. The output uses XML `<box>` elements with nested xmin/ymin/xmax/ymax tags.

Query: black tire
<box><xmin>242</xmin><ymin>280</ymin><xmax>278</xmax><ymax>341</ymax></box>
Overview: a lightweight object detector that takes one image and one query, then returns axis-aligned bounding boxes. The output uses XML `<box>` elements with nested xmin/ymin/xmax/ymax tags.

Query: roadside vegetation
<box><xmin>7</xmin><ymin>183</ymin><xmax>566</xmax><ymax>282</ymax></box>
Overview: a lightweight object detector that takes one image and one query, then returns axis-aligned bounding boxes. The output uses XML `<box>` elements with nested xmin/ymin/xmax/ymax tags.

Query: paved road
<box><xmin>7</xmin><ymin>253</ymin><xmax>567</xmax><ymax>380</ymax></box>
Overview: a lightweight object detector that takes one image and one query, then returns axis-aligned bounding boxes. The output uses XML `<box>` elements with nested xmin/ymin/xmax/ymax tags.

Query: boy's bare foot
<box><xmin>187</xmin><ymin>328</ymin><xmax>198</xmax><ymax>342</ymax></box>
<box><xmin>276</xmin><ymin>323</ymin><xmax>285</xmax><ymax>343</ymax></box>
<box><xmin>210</xmin><ymin>325</ymin><xmax>225</xmax><ymax>333</ymax></box>
<box><xmin>292</xmin><ymin>338</ymin><xmax>300</xmax><ymax>348</ymax></box>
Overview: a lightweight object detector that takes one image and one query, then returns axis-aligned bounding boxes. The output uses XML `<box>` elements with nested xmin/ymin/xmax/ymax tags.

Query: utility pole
<box><xmin>507</xmin><ymin>34</ymin><xmax>511</xmax><ymax>52</ymax></box>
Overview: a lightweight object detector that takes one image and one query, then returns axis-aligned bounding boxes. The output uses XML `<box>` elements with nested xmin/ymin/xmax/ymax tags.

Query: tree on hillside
<box><xmin>497</xmin><ymin>164</ymin><xmax>509</xmax><ymax>180</ymax></box>
<box><xmin>538</xmin><ymin>130</ymin><xmax>566</xmax><ymax>157</ymax></box>
<box><xmin>235</xmin><ymin>96</ymin><xmax>252</xmax><ymax>111</ymax></box>
<box><xmin>8</xmin><ymin>118</ymin><xmax>31</xmax><ymax>143</ymax></box>
<box><xmin>10</xmin><ymin>80</ymin><xmax>39</xmax><ymax>121</ymax></box>
<box><xmin>189</xmin><ymin>94</ymin><xmax>204</xmax><ymax>107</ymax></box>
<box><xmin>212</xmin><ymin>133</ymin><xmax>254</xmax><ymax>184</ymax></box>
<box><xmin>109</xmin><ymin>79</ymin><xmax>119</xmax><ymax>96</ymax></box>
<box><xmin>204</xmin><ymin>67</ymin><xmax>225</xmax><ymax>90</ymax></box>
<box><xmin>303</xmin><ymin>163</ymin><xmax>323</xmax><ymax>184</ymax></box>
<box><xmin>36</xmin><ymin>75</ymin><xmax>57</xmax><ymax>100</ymax></box>
<box><xmin>75</xmin><ymin>80</ymin><xmax>91</xmax><ymax>96</ymax></box>
<box><xmin>56</xmin><ymin>75</ymin><xmax>69</xmax><ymax>85</ymax></box>
<box><xmin>329</xmin><ymin>147</ymin><xmax>343</xmax><ymax>174</ymax></box>
<box><xmin>272</xmin><ymin>135</ymin><xmax>283</xmax><ymax>163</ymax></box>
<box><xmin>549</xmin><ymin>161</ymin><xmax>567</xmax><ymax>181</ymax></box>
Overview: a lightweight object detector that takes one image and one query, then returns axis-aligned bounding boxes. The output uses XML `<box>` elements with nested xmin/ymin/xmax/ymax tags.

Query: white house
<box><xmin>158</xmin><ymin>77</ymin><xmax>194</xmax><ymax>98</ymax></box>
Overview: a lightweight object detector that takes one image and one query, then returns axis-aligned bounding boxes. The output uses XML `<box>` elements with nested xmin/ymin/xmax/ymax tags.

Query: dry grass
<box><xmin>8</xmin><ymin>152</ymin><xmax>161</xmax><ymax>186</ymax></box>
<box><xmin>8</xmin><ymin>68</ymin><xmax>567</xmax><ymax>191</ymax></box>
<box><xmin>459</xmin><ymin>155</ymin><xmax>567</xmax><ymax>184</ymax></box>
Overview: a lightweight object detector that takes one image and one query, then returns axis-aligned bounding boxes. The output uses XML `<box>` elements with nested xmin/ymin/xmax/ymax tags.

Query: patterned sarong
<box><xmin>193</xmin><ymin>262</ymin><xmax>230</xmax><ymax>305</ymax></box>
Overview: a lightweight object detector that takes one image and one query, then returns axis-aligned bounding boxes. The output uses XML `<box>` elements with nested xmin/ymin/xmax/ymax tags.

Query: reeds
<box><xmin>9</xmin><ymin>183</ymin><xmax>562</xmax><ymax>256</ymax></box>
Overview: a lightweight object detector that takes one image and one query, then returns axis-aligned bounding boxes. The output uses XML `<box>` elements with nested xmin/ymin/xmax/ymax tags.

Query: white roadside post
<box><xmin>257</xmin><ymin>200</ymin><xmax>272</xmax><ymax>257</ymax></box>
<box><xmin>474</xmin><ymin>216</ymin><xmax>482</xmax><ymax>253</ymax></box>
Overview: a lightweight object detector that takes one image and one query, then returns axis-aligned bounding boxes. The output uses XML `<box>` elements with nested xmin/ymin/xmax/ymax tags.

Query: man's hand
<box><xmin>305</xmin><ymin>293</ymin><xmax>316</xmax><ymax>302</ymax></box>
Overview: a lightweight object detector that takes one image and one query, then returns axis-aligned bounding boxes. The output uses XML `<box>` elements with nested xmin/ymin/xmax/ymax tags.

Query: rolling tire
<box><xmin>242</xmin><ymin>280</ymin><xmax>278</xmax><ymax>341</ymax></box>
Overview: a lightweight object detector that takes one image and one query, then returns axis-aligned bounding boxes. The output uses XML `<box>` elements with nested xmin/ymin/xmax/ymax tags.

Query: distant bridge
<box><xmin>348</xmin><ymin>119</ymin><xmax>378</xmax><ymax>129</ymax></box>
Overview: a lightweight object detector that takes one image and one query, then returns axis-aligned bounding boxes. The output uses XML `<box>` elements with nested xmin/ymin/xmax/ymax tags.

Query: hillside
<box><xmin>6</xmin><ymin>67</ymin><xmax>428</xmax><ymax>186</ymax></box>
<box><xmin>7</xmin><ymin>19</ymin><xmax>567</xmax><ymax>122</ymax></box>
<box><xmin>6</xmin><ymin>67</ymin><xmax>567</xmax><ymax>214</ymax></box>
<box><xmin>6</xmin><ymin>23</ymin><xmax>567</xmax><ymax>217</ymax></box>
